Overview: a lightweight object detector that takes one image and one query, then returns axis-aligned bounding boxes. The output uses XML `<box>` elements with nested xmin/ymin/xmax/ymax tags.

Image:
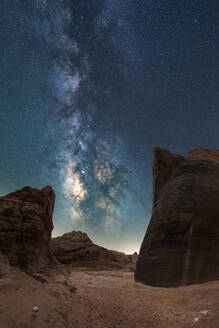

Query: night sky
<box><xmin>1</xmin><ymin>1</ymin><xmax>219</xmax><ymax>253</ymax></box>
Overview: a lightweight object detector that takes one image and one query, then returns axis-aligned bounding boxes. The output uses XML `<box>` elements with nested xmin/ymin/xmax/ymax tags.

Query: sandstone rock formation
<box><xmin>131</xmin><ymin>252</ymin><xmax>138</xmax><ymax>263</ymax></box>
<box><xmin>152</xmin><ymin>147</ymin><xmax>184</xmax><ymax>212</ymax></box>
<box><xmin>0</xmin><ymin>185</ymin><xmax>134</xmax><ymax>274</ymax></box>
<box><xmin>0</xmin><ymin>251</ymin><xmax>10</xmax><ymax>278</ymax></box>
<box><xmin>52</xmin><ymin>231</ymin><xmax>134</xmax><ymax>269</ymax></box>
<box><xmin>135</xmin><ymin>147</ymin><xmax>219</xmax><ymax>287</ymax></box>
<box><xmin>0</xmin><ymin>186</ymin><xmax>57</xmax><ymax>272</ymax></box>
<box><xmin>128</xmin><ymin>252</ymin><xmax>138</xmax><ymax>263</ymax></box>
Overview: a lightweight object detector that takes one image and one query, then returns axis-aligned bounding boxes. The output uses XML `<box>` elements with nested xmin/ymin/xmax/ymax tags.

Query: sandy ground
<box><xmin>0</xmin><ymin>267</ymin><xmax>219</xmax><ymax>328</ymax></box>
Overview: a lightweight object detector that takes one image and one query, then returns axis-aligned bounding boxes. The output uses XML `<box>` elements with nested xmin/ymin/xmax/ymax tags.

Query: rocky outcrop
<box><xmin>0</xmin><ymin>251</ymin><xmax>10</xmax><ymax>278</ymax></box>
<box><xmin>0</xmin><ymin>185</ymin><xmax>134</xmax><ymax>274</ymax></box>
<box><xmin>52</xmin><ymin>231</ymin><xmax>134</xmax><ymax>269</ymax></box>
<box><xmin>135</xmin><ymin>147</ymin><xmax>219</xmax><ymax>287</ymax></box>
<box><xmin>152</xmin><ymin>147</ymin><xmax>184</xmax><ymax>211</ymax></box>
<box><xmin>129</xmin><ymin>252</ymin><xmax>138</xmax><ymax>263</ymax></box>
<box><xmin>0</xmin><ymin>186</ymin><xmax>57</xmax><ymax>272</ymax></box>
<box><xmin>187</xmin><ymin>147</ymin><xmax>219</xmax><ymax>164</ymax></box>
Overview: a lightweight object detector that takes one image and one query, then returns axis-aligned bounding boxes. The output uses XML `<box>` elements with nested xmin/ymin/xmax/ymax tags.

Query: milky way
<box><xmin>2</xmin><ymin>0</ymin><xmax>219</xmax><ymax>253</ymax></box>
<box><xmin>34</xmin><ymin>0</ymin><xmax>219</xmax><ymax>246</ymax></box>
<box><xmin>35</xmin><ymin>0</ymin><xmax>142</xmax><ymax>238</ymax></box>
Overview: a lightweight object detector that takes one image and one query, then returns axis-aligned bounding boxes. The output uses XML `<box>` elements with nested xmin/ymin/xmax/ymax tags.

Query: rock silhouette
<box><xmin>135</xmin><ymin>147</ymin><xmax>219</xmax><ymax>287</ymax></box>
<box><xmin>52</xmin><ymin>231</ymin><xmax>134</xmax><ymax>269</ymax></box>
<box><xmin>0</xmin><ymin>186</ymin><xmax>57</xmax><ymax>272</ymax></box>
<box><xmin>0</xmin><ymin>185</ymin><xmax>135</xmax><ymax>274</ymax></box>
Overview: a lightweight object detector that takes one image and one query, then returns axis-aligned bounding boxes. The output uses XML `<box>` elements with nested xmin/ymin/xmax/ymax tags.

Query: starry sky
<box><xmin>1</xmin><ymin>0</ymin><xmax>219</xmax><ymax>254</ymax></box>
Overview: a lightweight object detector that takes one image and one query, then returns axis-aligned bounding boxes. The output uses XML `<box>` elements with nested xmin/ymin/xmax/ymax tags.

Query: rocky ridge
<box><xmin>52</xmin><ymin>231</ymin><xmax>135</xmax><ymax>269</ymax></box>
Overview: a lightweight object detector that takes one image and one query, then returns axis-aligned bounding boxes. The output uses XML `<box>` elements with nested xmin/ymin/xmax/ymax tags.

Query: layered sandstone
<box><xmin>135</xmin><ymin>147</ymin><xmax>219</xmax><ymax>287</ymax></box>
<box><xmin>152</xmin><ymin>147</ymin><xmax>184</xmax><ymax>211</ymax></box>
<box><xmin>0</xmin><ymin>186</ymin><xmax>57</xmax><ymax>272</ymax></box>
<box><xmin>52</xmin><ymin>231</ymin><xmax>134</xmax><ymax>269</ymax></box>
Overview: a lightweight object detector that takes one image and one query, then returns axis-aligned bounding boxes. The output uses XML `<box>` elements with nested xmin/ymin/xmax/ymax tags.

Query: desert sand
<box><xmin>0</xmin><ymin>266</ymin><xmax>219</xmax><ymax>328</ymax></box>
<box><xmin>1</xmin><ymin>183</ymin><xmax>219</xmax><ymax>328</ymax></box>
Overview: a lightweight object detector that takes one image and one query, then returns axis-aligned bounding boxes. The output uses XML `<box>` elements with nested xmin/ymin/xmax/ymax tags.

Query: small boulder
<box><xmin>32</xmin><ymin>306</ymin><xmax>39</xmax><ymax>312</ymax></box>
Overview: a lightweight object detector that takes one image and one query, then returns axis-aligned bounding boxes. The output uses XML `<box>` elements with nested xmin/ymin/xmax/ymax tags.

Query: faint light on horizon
<box><xmin>52</xmin><ymin>227</ymin><xmax>141</xmax><ymax>255</ymax></box>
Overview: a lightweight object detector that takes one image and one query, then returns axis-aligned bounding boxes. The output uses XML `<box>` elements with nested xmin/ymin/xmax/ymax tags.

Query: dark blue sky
<box><xmin>1</xmin><ymin>0</ymin><xmax>219</xmax><ymax>253</ymax></box>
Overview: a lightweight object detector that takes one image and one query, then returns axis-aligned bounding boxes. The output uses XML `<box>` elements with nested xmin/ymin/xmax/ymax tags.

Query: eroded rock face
<box><xmin>135</xmin><ymin>147</ymin><xmax>219</xmax><ymax>287</ymax></box>
<box><xmin>52</xmin><ymin>231</ymin><xmax>133</xmax><ymax>268</ymax></box>
<box><xmin>51</xmin><ymin>231</ymin><xmax>93</xmax><ymax>264</ymax></box>
<box><xmin>128</xmin><ymin>252</ymin><xmax>138</xmax><ymax>263</ymax></box>
<box><xmin>0</xmin><ymin>252</ymin><xmax>10</xmax><ymax>278</ymax></box>
<box><xmin>0</xmin><ymin>186</ymin><xmax>57</xmax><ymax>272</ymax></box>
<box><xmin>152</xmin><ymin>147</ymin><xmax>184</xmax><ymax>211</ymax></box>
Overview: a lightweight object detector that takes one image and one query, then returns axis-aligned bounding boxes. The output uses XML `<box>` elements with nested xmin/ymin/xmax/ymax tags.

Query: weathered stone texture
<box><xmin>0</xmin><ymin>186</ymin><xmax>57</xmax><ymax>272</ymax></box>
<box><xmin>52</xmin><ymin>231</ymin><xmax>133</xmax><ymax>268</ymax></box>
<box><xmin>135</xmin><ymin>147</ymin><xmax>219</xmax><ymax>286</ymax></box>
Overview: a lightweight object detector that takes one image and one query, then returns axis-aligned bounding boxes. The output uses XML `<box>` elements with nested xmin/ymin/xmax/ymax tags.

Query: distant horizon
<box><xmin>0</xmin><ymin>184</ymin><xmax>145</xmax><ymax>255</ymax></box>
<box><xmin>52</xmin><ymin>229</ymin><xmax>141</xmax><ymax>255</ymax></box>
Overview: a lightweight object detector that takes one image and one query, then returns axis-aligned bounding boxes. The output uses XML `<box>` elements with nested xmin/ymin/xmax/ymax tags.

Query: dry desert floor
<box><xmin>0</xmin><ymin>268</ymin><xmax>219</xmax><ymax>328</ymax></box>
